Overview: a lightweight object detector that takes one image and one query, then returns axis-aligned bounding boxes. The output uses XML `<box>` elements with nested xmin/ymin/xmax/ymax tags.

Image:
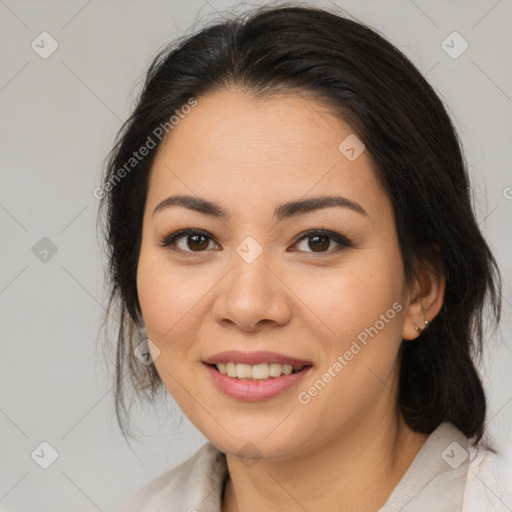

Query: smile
<box><xmin>214</xmin><ymin>362</ymin><xmax>307</xmax><ymax>380</ymax></box>
<box><xmin>203</xmin><ymin>351</ymin><xmax>313</xmax><ymax>401</ymax></box>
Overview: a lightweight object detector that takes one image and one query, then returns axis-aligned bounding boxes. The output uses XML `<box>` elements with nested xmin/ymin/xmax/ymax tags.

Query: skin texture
<box><xmin>136</xmin><ymin>88</ymin><xmax>446</xmax><ymax>512</ymax></box>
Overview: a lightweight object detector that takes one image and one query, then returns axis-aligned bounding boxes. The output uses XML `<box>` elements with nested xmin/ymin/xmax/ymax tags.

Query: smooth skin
<box><xmin>136</xmin><ymin>88</ymin><xmax>446</xmax><ymax>512</ymax></box>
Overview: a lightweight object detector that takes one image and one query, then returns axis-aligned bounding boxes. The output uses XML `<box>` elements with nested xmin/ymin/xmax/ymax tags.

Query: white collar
<box><xmin>121</xmin><ymin>422</ymin><xmax>476</xmax><ymax>512</ymax></box>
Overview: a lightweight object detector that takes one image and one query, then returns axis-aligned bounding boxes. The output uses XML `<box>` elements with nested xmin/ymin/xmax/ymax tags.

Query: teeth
<box><xmin>252</xmin><ymin>363</ymin><xmax>270</xmax><ymax>380</ymax></box>
<box><xmin>226</xmin><ymin>362</ymin><xmax>237</xmax><ymax>378</ymax></box>
<box><xmin>236</xmin><ymin>364</ymin><xmax>252</xmax><ymax>379</ymax></box>
<box><xmin>282</xmin><ymin>364</ymin><xmax>293</xmax><ymax>375</ymax></box>
<box><xmin>215</xmin><ymin>362</ymin><xmax>304</xmax><ymax>379</ymax></box>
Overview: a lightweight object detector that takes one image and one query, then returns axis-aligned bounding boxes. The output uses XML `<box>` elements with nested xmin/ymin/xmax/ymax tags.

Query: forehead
<box><xmin>147</xmin><ymin>88</ymin><xmax>390</xmax><ymax>221</ymax></box>
<box><xmin>159</xmin><ymin>88</ymin><xmax>349</xmax><ymax>162</ymax></box>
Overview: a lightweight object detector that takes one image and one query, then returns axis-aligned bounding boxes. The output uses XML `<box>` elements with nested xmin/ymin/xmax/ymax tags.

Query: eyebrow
<box><xmin>152</xmin><ymin>194</ymin><xmax>367</xmax><ymax>221</ymax></box>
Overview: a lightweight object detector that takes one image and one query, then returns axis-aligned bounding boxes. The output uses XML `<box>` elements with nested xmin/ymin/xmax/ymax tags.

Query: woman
<box><xmin>98</xmin><ymin>4</ymin><xmax>509</xmax><ymax>511</ymax></box>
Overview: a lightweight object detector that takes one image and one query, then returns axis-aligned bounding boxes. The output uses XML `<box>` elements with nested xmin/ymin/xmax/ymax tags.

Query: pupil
<box><xmin>309</xmin><ymin>235</ymin><xmax>329</xmax><ymax>252</ymax></box>
<box><xmin>188</xmin><ymin>234</ymin><xmax>208</xmax><ymax>251</ymax></box>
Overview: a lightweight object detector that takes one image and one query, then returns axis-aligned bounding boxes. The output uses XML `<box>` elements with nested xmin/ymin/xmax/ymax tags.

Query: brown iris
<box><xmin>187</xmin><ymin>234</ymin><xmax>209</xmax><ymax>251</ymax></box>
<box><xmin>308</xmin><ymin>235</ymin><xmax>330</xmax><ymax>252</ymax></box>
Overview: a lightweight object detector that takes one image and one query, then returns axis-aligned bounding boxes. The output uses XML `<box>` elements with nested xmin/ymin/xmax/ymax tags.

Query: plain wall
<box><xmin>1</xmin><ymin>0</ymin><xmax>511</xmax><ymax>510</ymax></box>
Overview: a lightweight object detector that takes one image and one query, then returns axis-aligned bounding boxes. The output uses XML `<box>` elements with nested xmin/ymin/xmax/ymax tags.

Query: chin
<box><xmin>196</xmin><ymin>413</ymin><xmax>316</xmax><ymax>462</ymax></box>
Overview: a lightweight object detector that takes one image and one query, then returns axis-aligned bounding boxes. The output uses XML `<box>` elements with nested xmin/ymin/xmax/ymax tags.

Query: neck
<box><xmin>221</xmin><ymin>410</ymin><xmax>428</xmax><ymax>512</ymax></box>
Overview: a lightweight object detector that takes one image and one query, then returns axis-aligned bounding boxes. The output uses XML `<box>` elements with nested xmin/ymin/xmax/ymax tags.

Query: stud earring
<box><xmin>413</xmin><ymin>300</ymin><xmax>429</xmax><ymax>334</ymax></box>
<box><xmin>413</xmin><ymin>319</ymin><xmax>429</xmax><ymax>333</ymax></box>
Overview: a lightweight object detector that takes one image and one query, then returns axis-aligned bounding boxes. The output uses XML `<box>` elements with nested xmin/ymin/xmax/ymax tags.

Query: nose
<box><xmin>211</xmin><ymin>247</ymin><xmax>293</xmax><ymax>332</ymax></box>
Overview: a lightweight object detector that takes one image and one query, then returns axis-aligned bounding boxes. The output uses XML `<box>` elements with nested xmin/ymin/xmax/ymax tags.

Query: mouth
<box><xmin>206</xmin><ymin>362</ymin><xmax>310</xmax><ymax>380</ymax></box>
<box><xmin>202</xmin><ymin>351</ymin><xmax>313</xmax><ymax>401</ymax></box>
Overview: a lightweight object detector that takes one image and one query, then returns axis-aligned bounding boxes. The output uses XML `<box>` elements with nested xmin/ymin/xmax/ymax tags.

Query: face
<box><xmin>136</xmin><ymin>88</ymin><xmax>414</xmax><ymax>460</ymax></box>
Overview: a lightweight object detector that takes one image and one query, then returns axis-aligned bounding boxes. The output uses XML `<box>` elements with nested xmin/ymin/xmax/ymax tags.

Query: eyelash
<box><xmin>159</xmin><ymin>228</ymin><xmax>352</xmax><ymax>257</ymax></box>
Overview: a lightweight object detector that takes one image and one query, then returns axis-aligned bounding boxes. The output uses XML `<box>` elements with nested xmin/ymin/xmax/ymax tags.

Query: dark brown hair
<box><xmin>98</xmin><ymin>3</ymin><xmax>501</xmax><ymax>442</ymax></box>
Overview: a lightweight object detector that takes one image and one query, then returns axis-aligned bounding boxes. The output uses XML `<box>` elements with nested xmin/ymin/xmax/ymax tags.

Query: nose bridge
<box><xmin>212</xmin><ymin>238</ymin><xmax>291</xmax><ymax>329</ymax></box>
<box><xmin>229</xmin><ymin>239</ymin><xmax>275</xmax><ymax>303</ymax></box>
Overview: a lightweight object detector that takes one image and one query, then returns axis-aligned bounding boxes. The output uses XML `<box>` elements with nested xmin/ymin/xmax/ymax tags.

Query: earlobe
<box><xmin>402</xmin><ymin>259</ymin><xmax>446</xmax><ymax>341</ymax></box>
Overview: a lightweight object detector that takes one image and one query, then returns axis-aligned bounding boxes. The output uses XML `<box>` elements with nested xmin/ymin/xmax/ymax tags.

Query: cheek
<box><xmin>136</xmin><ymin>253</ymin><xmax>199</xmax><ymax>401</ymax></box>
<box><xmin>291</xmin><ymin>248</ymin><xmax>407</xmax><ymax>405</ymax></box>
<box><xmin>294</xmin><ymin>276</ymin><xmax>405</xmax><ymax>429</ymax></box>
<box><xmin>137</xmin><ymin>249</ymin><xmax>207</xmax><ymax>339</ymax></box>
<box><xmin>136</xmin><ymin>249</ymin><xmax>224</xmax><ymax>398</ymax></box>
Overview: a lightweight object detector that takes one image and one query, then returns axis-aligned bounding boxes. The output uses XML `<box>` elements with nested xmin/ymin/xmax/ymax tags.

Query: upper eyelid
<box><xmin>161</xmin><ymin>229</ymin><xmax>219</xmax><ymax>248</ymax></box>
<box><xmin>290</xmin><ymin>229</ymin><xmax>350</xmax><ymax>244</ymax></box>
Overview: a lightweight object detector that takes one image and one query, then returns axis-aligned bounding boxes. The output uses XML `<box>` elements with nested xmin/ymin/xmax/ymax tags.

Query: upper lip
<box><xmin>203</xmin><ymin>351</ymin><xmax>312</xmax><ymax>367</ymax></box>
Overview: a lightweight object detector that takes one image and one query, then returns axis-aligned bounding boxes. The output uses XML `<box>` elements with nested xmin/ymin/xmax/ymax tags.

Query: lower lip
<box><xmin>204</xmin><ymin>364</ymin><xmax>312</xmax><ymax>401</ymax></box>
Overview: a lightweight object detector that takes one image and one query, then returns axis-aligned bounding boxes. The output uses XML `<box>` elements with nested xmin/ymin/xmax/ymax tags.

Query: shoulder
<box><xmin>463</xmin><ymin>439</ymin><xmax>512</xmax><ymax>512</ymax></box>
<box><xmin>115</xmin><ymin>442</ymin><xmax>227</xmax><ymax>512</ymax></box>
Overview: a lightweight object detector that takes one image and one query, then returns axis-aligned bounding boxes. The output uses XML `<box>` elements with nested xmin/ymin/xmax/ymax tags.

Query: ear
<box><xmin>402</xmin><ymin>256</ymin><xmax>446</xmax><ymax>341</ymax></box>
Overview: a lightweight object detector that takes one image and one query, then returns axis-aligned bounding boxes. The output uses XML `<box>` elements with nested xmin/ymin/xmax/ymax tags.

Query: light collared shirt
<box><xmin>117</xmin><ymin>422</ymin><xmax>512</xmax><ymax>511</ymax></box>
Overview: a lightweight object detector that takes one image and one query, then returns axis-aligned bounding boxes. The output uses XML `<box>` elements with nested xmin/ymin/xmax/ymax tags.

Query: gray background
<box><xmin>0</xmin><ymin>0</ymin><xmax>511</xmax><ymax>510</ymax></box>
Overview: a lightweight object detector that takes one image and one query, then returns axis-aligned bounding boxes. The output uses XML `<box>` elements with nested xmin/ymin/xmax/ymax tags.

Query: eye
<box><xmin>160</xmin><ymin>228</ymin><xmax>351</xmax><ymax>256</ymax></box>
<box><xmin>290</xmin><ymin>229</ymin><xmax>352</xmax><ymax>254</ymax></box>
<box><xmin>159</xmin><ymin>228</ymin><xmax>219</xmax><ymax>255</ymax></box>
